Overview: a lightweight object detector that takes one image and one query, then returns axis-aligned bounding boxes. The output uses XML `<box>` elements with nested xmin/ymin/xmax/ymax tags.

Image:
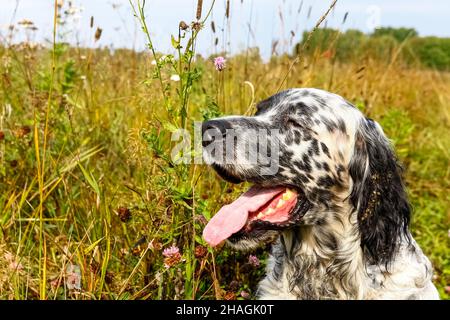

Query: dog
<box><xmin>201</xmin><ymin>88</ymin><xmax>439</xmax><ymax>300</ymax></box>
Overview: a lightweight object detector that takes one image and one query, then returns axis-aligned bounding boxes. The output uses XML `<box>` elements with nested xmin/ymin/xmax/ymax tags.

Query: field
<box><xmin>0</xmin><ymin>1</ymin><xmax>449</xmax><ymax>300</ymax></box>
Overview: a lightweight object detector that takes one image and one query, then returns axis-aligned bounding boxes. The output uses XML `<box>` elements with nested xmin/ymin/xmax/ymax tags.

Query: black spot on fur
<box><xmin>317</xmin><ymin>175</ymin><xmax>335</xmax><ymax>188</ymax></box>
<box><xmin>337</xmin><ymin>118</ymin><xmax>347</xmax><ymax>133</ymax></box>
<box><xmin>311</xmin><ymin>139</ymin><xmax>320</xmax><ymax>155</ymax></box>
<box><xmin>294</xmin><ymin>130</ymin><xmax>302</xmax><ymax>144</ymax></box>
<box><xmin>255</xmin><ymin>89</ymin><xmax>294</xmax><ymax>116</ymax></box>
<box><xmin>294</xmin><ymin>160</ymin><xmax>312</xmax><ymax>173</ymax></box>
<box><xmin>320</xmin><ymin>142</ymin><xmax>331</xmax><ymax>158</ymax></box>
<box><xmin>309</xmin><ymin>187</ymin><xmax>333</xmax><ymax>205</ymax></box>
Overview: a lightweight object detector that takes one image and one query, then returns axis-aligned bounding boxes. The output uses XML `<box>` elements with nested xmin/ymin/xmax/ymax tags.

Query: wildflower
<box><xmin>163</xmin><ymin>245</ymin><xmax>183</xmax><ymax>268</ymax></box>
<box><xmin>214</xmin><ymin>56</ymin><xmax>226</xmax><ymax>71</ymax></box>
<box><xmin>117</xmin><ymin>207</ymin><xmax>131</xmax><ymax>222</ymax></box>
<box><xmin>194</xmin><ymin>245</ymin><xmax>207</xmax><ymax>259</ymax></box>
<box><xmin>65</xmin><ymin>264</ymin><xmax>81</xmax><ymax>290</ymax></box>
<box><xmin>151</xmin><ymin>59</ymin><xmax>157</xmax><ymax>65</ymax></box>
<box><xmin>170</xmin><ymin>74</ymin><xmax>180</xmax><ymax>82</ymax></box>
<box><xmin>248</xmin><ymin>254</ymin><xmax>260</xmax><ymax>267</ymax></box>
<box><xmin>240</xmin><ymin>290</ymin><xmax>250</xmax><ymax>299</ymax></box>
<box><xmin>163</xmin><ymin>245</ymin><xmax>180</xmax><ymax>257</ymax></box>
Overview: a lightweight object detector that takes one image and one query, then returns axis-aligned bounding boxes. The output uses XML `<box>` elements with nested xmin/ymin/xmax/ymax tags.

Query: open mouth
<box><xmin>203</xmin><ymin>185</ymin><xmax>310</xmax><ymax>247</ymax></box>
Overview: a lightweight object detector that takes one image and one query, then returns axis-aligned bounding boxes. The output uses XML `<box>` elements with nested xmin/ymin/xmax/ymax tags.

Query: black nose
<box><xmin>202</xmin><ymin>120</ymin><xmax>231</xmax><ymax>147</ymax></box>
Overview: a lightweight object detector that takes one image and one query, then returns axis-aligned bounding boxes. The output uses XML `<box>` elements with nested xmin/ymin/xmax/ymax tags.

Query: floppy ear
<box><xmin>349</xmin><ymin>118</ymin><xmax>411</xmax><ymax>266</ymax></box>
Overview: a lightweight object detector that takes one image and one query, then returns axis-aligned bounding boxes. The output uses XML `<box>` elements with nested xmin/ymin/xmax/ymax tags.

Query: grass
<box><xmin>0</xmin><ymin>0</ymin><xmax>449</xmax><ymax>300</ymax></box>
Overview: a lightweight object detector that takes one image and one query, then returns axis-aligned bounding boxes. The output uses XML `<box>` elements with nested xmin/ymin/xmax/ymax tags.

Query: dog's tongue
<box><xmin>203</xmin><ymin>186</ymin><xmax>286</xmax><ymax>247</ymax></box>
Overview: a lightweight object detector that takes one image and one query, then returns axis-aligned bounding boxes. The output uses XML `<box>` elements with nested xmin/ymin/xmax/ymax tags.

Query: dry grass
<box><xmin>0</xmin><ymin>1</ymin><xmax>448</xmax><ymax>300</ymax></box>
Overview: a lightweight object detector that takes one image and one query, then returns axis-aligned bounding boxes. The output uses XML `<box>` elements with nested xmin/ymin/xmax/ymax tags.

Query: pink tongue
<box><xmin>203</xmin><ymin>186</ymin><xmax>286</xmax><ymax>247</ymax></box>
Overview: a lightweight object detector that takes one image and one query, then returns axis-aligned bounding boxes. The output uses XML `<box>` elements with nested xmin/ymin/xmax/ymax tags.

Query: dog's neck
<box><xmin>276</xmin><ymin>210</ymin><xmax>366</xmax><ymax>299</ymax></box>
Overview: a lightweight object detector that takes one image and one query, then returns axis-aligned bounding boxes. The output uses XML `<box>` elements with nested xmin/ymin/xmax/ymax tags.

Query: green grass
<box><xmin>0</xmin><ymin>1</ymin><xmax>449</xmax><ymax>300</ymax></box>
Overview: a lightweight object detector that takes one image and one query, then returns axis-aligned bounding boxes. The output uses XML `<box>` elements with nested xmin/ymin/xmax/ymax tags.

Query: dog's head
<box><xmin>202</xmin><ymin>88</ymin><xmax>410</xmax><ymax>265</ymax></box>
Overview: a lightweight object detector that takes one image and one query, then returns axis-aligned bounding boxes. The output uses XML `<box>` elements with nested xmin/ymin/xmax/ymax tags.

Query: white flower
<box><xmin>170</xmin><ymin>74</ymin><xmax>180</xmax><ymax>82</ymax></box>
<box><xmin>151</xmin><ymin>59</ymin><xmax>157</xmax><ymax>65</ymax></box>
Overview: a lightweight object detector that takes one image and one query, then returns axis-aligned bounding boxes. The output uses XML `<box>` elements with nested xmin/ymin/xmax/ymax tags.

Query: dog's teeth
<box><xmin>282</xmin><ymin>189</ymin><xmax>294</xmax><ymax>200</ymax></box>
<box><xmin>276</xmin><ymin>199</ymin><xmax>285</xmax><ymax>208</ymax></box>
<box><xmin>266</xmin><ymin>208</ymin><xmax>275</xmax><ymax>215</ymax></box>
<box><xmin>257</xmin><ymin>212</ymin><xmax>264</xmax><ymax>219</ymax></box>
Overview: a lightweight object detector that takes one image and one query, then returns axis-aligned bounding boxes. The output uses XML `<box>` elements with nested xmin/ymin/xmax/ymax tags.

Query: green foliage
<box><xmin>373</xmin><ymin>27</ymin><xmax>418</xmax><ymax>42</ymax></box>
<box><xmin>0</xmin><ymin>7</ymin><xmax>448</xmax><ymax>300</ymax></box>
<box><xmin>297</xmin><ymin>27</ymin><xmax>450</xmax><ymax>70</ymax></box>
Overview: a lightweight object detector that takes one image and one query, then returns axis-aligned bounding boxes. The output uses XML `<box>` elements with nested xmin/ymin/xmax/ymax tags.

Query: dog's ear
<box><xmin>349</xmin><ymin>118</ymin><xmax>410</xmax><ymax>266</ymax></box>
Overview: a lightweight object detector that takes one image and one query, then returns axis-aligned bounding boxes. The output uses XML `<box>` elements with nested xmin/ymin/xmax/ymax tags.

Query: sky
<box><xmin>1</xmin><ymin>0</ymin><xmax>449</xmax><ymax>60</ymax></box>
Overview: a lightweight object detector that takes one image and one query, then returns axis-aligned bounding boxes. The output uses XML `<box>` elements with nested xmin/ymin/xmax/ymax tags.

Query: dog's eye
<box><xmin>286</xmin><ymin>118</ymin><xmax>304</xmax><ymax>129</ymax></box>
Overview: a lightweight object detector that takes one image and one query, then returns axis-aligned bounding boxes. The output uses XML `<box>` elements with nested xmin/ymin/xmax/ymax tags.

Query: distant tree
<box><xmin>293</xmin><ymin>27</ymin><xmax>450</xmax><ymax>70</ymax></box>
<box><xmin>372</xmin><ymin>27</ymin><xmax>418</xmax><ymax>42</ymax></box>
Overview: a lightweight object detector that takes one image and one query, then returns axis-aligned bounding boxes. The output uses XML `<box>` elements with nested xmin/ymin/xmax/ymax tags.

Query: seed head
<box><xmin>94</xmin><ymin>27</ymin><xmax>102</xmax><ymax>41</ymax></box>
<box><xmin>179</xmin><ymin>21</ymin><xmax>189</xmax><ymax>31</ymax></box>
<box><xmin>196</xmin><ymin>0</ymin><xmax>203</xmax><ymax>20</ymax></box>
<box><xmin>117</xmin><ymin>207</ymin><xmax>131</xmax><ymax>222</ymax></box>
<box><xmin>192</xmin><ymin>21</ymin><xmax>202</xmax><ymax>32</ymax></box>
<box><xmin>194</xmin><ymin>245</ymin><xmax>207</xmax><ymax>259</ymax></box>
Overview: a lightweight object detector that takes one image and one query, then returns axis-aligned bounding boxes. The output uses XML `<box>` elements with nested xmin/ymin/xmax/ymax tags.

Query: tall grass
<box><xmin>0</xmin><ymin>0</ymin><xmax>448</xmax><ymax>299</ymax></box>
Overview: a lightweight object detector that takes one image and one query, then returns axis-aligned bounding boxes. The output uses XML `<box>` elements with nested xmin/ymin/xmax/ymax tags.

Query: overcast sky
<box><xmin>1</xmin><ymin>0</ymin><xmax>449</xmax><ymax>59</ymax></box>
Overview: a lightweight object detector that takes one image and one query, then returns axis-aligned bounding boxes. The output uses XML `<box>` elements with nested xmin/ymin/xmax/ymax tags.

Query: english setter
<box><xmin>201</xmin><ymin>88</ymin><xmax>439</xmax><ymax>300</ymax></box>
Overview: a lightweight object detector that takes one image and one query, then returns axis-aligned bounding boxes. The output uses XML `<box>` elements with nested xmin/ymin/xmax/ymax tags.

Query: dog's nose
<box><xmin>202</xmin><ymin>120</ymin><xmax>230</xmax><ymax>147</ymax></box>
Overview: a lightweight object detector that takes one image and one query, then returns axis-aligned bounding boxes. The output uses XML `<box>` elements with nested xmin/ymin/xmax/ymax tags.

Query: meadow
<box><xmin>0</xmin><ymin>1</ymin><xmax>449</xmax><ymax>300</ymax></box>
